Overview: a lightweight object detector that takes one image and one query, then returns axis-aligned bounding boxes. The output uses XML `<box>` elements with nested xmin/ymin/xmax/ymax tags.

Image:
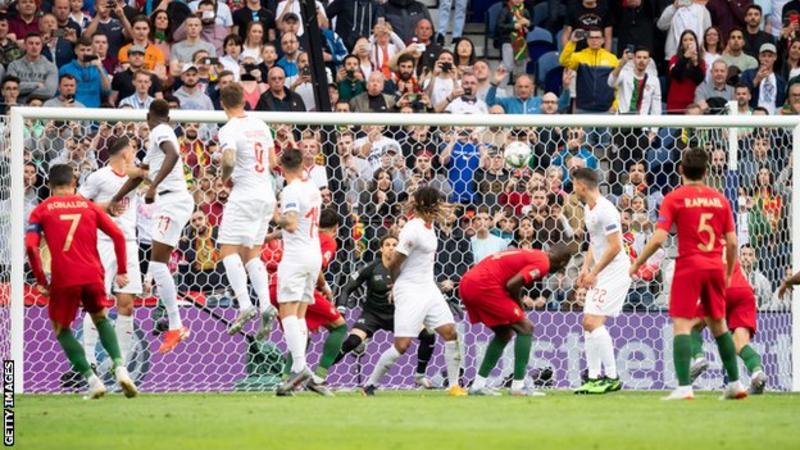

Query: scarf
<box><xmin>510</xmin><ymin>4</ymin><xmax>528</xmax><ymax>61</ymax></box>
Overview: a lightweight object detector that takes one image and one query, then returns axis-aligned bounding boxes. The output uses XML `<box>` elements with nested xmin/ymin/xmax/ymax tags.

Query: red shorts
<box><xmin>460</xmin><ymin>272</ymin><xmax>526</xmax><ymax>327</ymax></box>
<box><xmin>48</xmin><ymin>283</ymin><xmax>108</xmax><ymax>328</ymax></box>
<box><xmin>669</xmin><ymin>267</ymin><xmax>726</xmax><ymax>320</ymax></box>
<box><xmin>726</xmin><ymin>286</ymin><xmax>757</xmax><ymax>336</ymax></box>
<box><xmin>268</xmin><ymin>283</ymin><xmax>341</xmax><ymax>333</ymax></box>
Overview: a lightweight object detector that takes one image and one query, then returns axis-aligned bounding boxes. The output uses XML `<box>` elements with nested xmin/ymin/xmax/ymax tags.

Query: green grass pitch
<box><xmin>16</xmin><ymin>391</ymin><xmax>799</xmax><ymax>449</ymax></box>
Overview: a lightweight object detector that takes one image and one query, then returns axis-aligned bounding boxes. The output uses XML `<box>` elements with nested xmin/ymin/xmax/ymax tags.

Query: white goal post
<box><xmin>5</xmin><ymin>106</ymin><xmax>800</xmax><ymax>393</ymax></box>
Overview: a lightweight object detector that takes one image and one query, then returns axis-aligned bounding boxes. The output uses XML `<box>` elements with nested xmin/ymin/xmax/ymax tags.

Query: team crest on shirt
<box><xmin>528</xmin><ymin>269</ymin><xmax>540</xmax><ymax>280</ymax></box>
<box><xmin>514</xmin><ymin>307</ymin><xmax>522</xmax><ymax>317</ymax></box>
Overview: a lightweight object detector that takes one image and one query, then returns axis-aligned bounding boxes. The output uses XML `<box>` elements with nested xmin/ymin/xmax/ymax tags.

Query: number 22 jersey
<box><xmin>656</xmin><ymin>184</ymin><xmax>735</xmax><ymax>271</ymax></box>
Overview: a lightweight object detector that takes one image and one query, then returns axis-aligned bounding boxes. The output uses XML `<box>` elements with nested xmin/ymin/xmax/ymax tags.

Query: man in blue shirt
<box><xmin>440</xmin><ymin>128</ymin><xmax>485</xmax><ymax>204</ymax></box>
<box><xmin>58</xmin><ymin>36</ymin><xmax>110</xmax><ymax>108</ymax></box>
<box><xmin>486</xmin><ymin>66</ymin><xmax>570</xmax><ymax>114</ymax></box>
<box><xmin>551</xmin><ymin>127</ymin><xmax>598</xmax><ymax>188</ymax></box>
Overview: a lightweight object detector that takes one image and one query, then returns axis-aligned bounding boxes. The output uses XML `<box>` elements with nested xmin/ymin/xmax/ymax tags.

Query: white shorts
<box><xmin>583</xmin><ymin>263</ymin><xmax>632</xmax><ymax>318</ymax></box>
<box><xmin>218</xmin><ymin>190</ymin><xmax>275</xmax><ymax>247</ymax></box>
<box><xmin>277</xmin><ymin>258</ymin><xmax>321</xmax><ymax>304</ymax></box>
<box><xmin>393</xmin><ymin>284</ymin><xmax>455</xmax><ymax>338</ymax></box>
<box><xmin>152</xmin><ymin>191</ymin><xmax>194</xmax><ymax>248</ymax></box>
<box><xmin>99</xmin><ymin>239</ymin><xmax>143</xmax><ymax>295</ymax></box>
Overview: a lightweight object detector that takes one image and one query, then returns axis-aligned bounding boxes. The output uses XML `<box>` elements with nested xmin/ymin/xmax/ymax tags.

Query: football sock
<box><xmin>223</xmin><ymin>254</ymin><xmax>253</xmax><ymax>311</ymax></box>
<box><xmin>57</xmin><ymin>329</ymin><xmax>93</xmax><ymax>379</ymax></box>
<box><xmin>715</xmin><ymin>332</ymin><xmax>740</xmax><ymax>382</ymax></box>
<box><xmin>81</xmin><ymin>313</ymin><xmax>99</xmax><ymax>366</ymax></box>
<box><xmin>584</xmin><ymin>330</ymin><xmax>602</xmax><ymax>379</ymax></box>
<box><xmin>245</xmin><ymin>258</ymin><xmax>273</xmax><ymax>313</ymax></box>
<box><xmin>690</xmin><ymin>328</ymin><xmax>704</xmax><ymax>360</ymax></box>
<box><xmin>478</xmin><ymin>335</ymin><xmax>509</xmax><ymax>378</ymax></box>
<box><xmin>315</xmin><ymin>324</ymin><xmax>348</xmax><ymax>378</ymax></box>
<box><xmin>333</xmin><ymin>334</ymin><xmax>362</xmax><ymax>365</ymax></box>
<box><xmin>115</xmin><ymin>313</ymin><xmax>134</xmax><ymax>365</ymax></box>
<box><xmin>299</xmin><ymin>319</ymin><xmax>308</xmax><ymax>355</ymax></box>
<box><xmin>673</xmin><ymin>334</ymin><xmax>692</xmax><ymax>386</ymax></box>
<box><xmin>367</xmin><ymin>345</ymin><xmax>401</xmax><ymax>386</ymax></box>
<box><xmin>593</xmin><ymin>326</ymin><xmax>618</xmax><ymax>379</ymax></box>
<box><xmin>513</xmin><ymin>333</ymin><xmax>532</xmax><ymax>381</ymax></box>
<box><xmin>282</xmin><ymin>316</ymin><xmax>306</xmax><ymax>373</ymax></box>
<box><xmin>738</xmin><ymin>345</ymin><xmax>763</xmax><ymax>374</ymax></box>
<box><xmin>444</xmin><ymin>340</ymin><xmax>462</xmax><ymax>388</ymax></box>
<box><xmin>150</xmin><ymin>262</ymin><xmax>182</xmax><ymax>329</ymax></box>
<box><xmin>95</xmin><ymin>317</ymin><xmax>124</xmax><ymax>369</ymax></box>
<box><xmin>472</xmin><ymin>375</ymin><xmax>488</xmax><ymax>390</ymax></box>
<box><xmin>416</xmin><ymin>330</ymin><xmax>435</xmax><ymax>375</ymax></box>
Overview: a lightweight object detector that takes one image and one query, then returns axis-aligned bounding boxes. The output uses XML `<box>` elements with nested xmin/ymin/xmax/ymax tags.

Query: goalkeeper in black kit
<box><xmin>332</xmin><ymin>235</ymin><xmax>437</xmax><ymax>389</ymax></box>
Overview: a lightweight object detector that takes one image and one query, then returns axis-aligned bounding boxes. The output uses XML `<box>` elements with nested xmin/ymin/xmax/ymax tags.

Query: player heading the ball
<box><xmin>632</xmin><ymin>147</ymin><xmax>747</xmax><ymax>401</ymax></box>
<box><xmin>216</xmin><ymin>82</ymin><xmax>280</xmax><ymax>338</ymax></box>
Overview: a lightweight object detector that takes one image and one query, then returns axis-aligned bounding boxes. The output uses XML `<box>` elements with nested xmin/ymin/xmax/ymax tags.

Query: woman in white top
<box><xmin>782</xmin><ymin>39</ymin><xmax>800</xmax><ymax>80</ymax></box>
<box><xmin>240</xmin><ymin>21</ymin><xmax>265</xmax><ymax>64</ymax></box>
<box><xmin>354</xmin><ymin>36</ymin><xmax>374</xmax><ymax>80</ymax></box>
<box><xmin>702</xmin><ymin>26</ymin><xmax>724</xmax><ymax>81</ymax></box>
<box><xmin>220</xmin><ymin>34</ymin><xmax>243</xmax><ymax>81</ymax></box>
<box><xmin>422</xmin><ymin>50</ymin><xmax>459</xmax><ymax>109</ymax></box>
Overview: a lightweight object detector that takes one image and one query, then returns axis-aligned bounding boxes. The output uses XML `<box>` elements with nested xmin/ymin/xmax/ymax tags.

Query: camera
<box><xmin>626</xmin><ymin>44</ymin><xmax>635</xmax><ymax>54</ymax></box>
<box><xmin>440</xmin><ymin>62</ymin><xmax>452</xmax><ymax>72</ymax></box>
<box><xmin>301</xmin><ymin>66</ymin><xmax>311</xmax><ymax>76</ymax></box>
<box><xmin>203</xmin><ymin>57</ymin><xmax>219</xmax><ymax>65</ymax></box>
<box><xmin>574</xmin><ymin>29</ymin><xmax>586</xmax><ymax>40</ymax></box>
<box><xmin>82</xmin><ymin>54</ymin><xmax>99</xmax><ymax>63</ymax></box>
<box><xmin>346</xmin><ymin>69</ymin><xmax>355</xmax><ymax>79</ymax></box>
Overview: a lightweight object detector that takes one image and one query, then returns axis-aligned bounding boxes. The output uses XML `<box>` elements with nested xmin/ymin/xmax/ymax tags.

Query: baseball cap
<box><xmin>182</xmin><ymin>63</ymin><xmax>199</xmax><ymax>74</ymax></box>
<box><xmin>127</xmin><ymin>45</ymin><xmax>146</xmax><ymax>56</ymax></box>
<box><xmin>283</xmin><ymin>12</ymin><xmax>300</xmax><ymax>22</ymax></box>
<box><xmin>760</xmin><ymin>43</ymin><xmax>777</xmax><ymax>54</ymax></box>
<box><xmin>415</xmin><ymin>149</ymin><xmax>434</xmax><ymax>159</ymax></box>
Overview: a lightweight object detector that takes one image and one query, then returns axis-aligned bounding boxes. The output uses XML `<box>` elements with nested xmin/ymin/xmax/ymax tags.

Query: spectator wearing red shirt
<box><xmin>9</xmin><ymin>0</ymin><xmax>40</xmax><ymax>43</ymax></box>
<box><xmin>667</xmin><ymin>30</ymin><xmax>706</xmax><ymax>113</ymax></box>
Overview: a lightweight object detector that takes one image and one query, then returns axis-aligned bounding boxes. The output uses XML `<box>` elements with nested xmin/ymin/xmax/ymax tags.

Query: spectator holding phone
<box><xmin>43</xmin><ymin>74</ymin><xmax>85</xmax><ymax>108</ymax></box>
<box><xmin>422</xmin><ymin>50</ymin><xmax>458</xmax><ymax>109</ymax></box>
<box><xmin>559</xmin><ymin>27</ymin><xmax>618</xmax><ymax>113</ymax></box>
<box><xmin>85</xmin><ymin>0</ymin><xmax>133</xmax><ymax>61</ymax></box>
<box><xmin>39</xmin><ymin>13</ymin><xmax>75</xmax><ymax>69</ymax></box>
<box><xmin>666</xmin><ymin>30</ymin><xmax>706</xmax><ymax>113</ymax></box>
<box><xmin>657</xmin><ymin>0</ymin><xmax>712</xmax><ymax>61</ymax></box>
<box><xmin>58</xmin><ymin>36</ymin><xmax>110</xmax><ymax>108</ymax></box>
<box><xmin>740</xmin><ymin>43</ymin><xmax>786</xmax><ymax>114</ymax></box>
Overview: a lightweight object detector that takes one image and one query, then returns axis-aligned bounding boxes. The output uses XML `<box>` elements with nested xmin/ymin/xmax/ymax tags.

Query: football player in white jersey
<box><xmin>216</xmin><ymin>83</ymin><xmax>280</xmax><ymax>337</ymax></box>
<box><xmin>77</xmin><ymin>137</ymin><xmax>142</xmax><ymax>371</ymax></box>
<box><xmin>572</xmin><ymin>168</ymin><xmax>632</xmax><ymax>394</ymax></box>
<box><xmin>362</xmin><ymin>186</ymin><xmax>467</xmax><ymax>397</ymax></box>
<box><xmin>273</xmin><ymin>148</ymin><xmax>325</xmax><ymax>396</ymax></box>
<box><xmin>110</xmin><ymin>100</ymin><xmax>194</xmax><ymax>353</ymax></box>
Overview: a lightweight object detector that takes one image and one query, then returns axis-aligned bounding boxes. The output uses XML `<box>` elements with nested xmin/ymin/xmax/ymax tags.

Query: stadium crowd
<box><xmin>4</xmin><ymin>0</ymin><xmax>797</xmax><ymax>313</ymax></box>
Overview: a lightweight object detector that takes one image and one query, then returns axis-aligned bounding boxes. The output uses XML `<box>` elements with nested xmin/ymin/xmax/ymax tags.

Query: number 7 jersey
<box><xmin>656</xmin><ymin>184</ymin><xmax>735</xmax><ymax>270</ymax></box>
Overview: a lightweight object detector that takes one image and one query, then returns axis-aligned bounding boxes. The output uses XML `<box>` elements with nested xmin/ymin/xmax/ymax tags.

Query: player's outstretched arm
<box><xmin>144</xmin><ymin>142</ymin><xmax>180</xmax><ymax>203</ymax></box>
<box><xmin>631</xmin><ymin>229</ymin><xmax>668</xmax><ymax>276</ymax></box>
<box><xmin>110</xmin><ymin>165</ymin><xmax>147</xmax><ymax>211</ymax></box>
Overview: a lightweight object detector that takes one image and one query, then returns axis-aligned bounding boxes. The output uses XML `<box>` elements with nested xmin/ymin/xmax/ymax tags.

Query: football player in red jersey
<box><xmin>631</xmin><ymin>148</ymin><xmax>747</xmax><ymax>400</ymax></box>
<box><xmin>25</xmin><ymin>164</ymin><xmax>138</xmax><ymax>399</ymax></box>
<box><xmin>461</xmin><ymin>245</ymin><xmax>573</xmax><ymax>396</ymax></box>
<box><xmin>689</xmin><ymin>246</ymin><xmax>766</xmax><ymax>394</ymax></box>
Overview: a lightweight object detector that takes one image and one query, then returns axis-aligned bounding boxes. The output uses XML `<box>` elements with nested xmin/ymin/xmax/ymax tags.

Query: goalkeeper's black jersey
<box><xmin>341</xmin><ymin>260</ymin><xmax>394</xmax><ymax>316</ymax></box>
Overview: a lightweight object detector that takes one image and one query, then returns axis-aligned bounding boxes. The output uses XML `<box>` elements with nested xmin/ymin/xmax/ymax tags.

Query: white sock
<box><xmin>593</xmin><ymin>326</ymin><xmax>618</xmax><ymax>379</ymax></box>
<box><xmin>115</xmin><ymin>314</ymin><xmax>134</xmax><ymax>365</ymax></box>
<box><xmin>82</xmin><ymin>313</ymin><xmax>98</xmax><ymax>365</ymax></box>
<box><xmin>472</xmin><ymin>375</ymin><xmax>487</xmax><ymax>390</ymax></box>
<box><xmin>367</xmin><ymin>345</ymin><xmax>402</xmax><ymax>387</ymax></box>
<box><xmin>282</xmin><ymin>315</ymin><xmax>306</xmax><ymax>373</ymax></box>
<box><xmin>245</xmin><ymin>258</ymin><xmax>274</xmax><ymax>313</ymax></box>
<box><xmin>299</xmin><ymin>318</ymin><xmax>308</xmax><ymax>354</ymax></box>
<box><xmin>676</xmin><ymin>385</ymin><xmax>693</xmax><ymax>395</ymax></box>
<box><xmin>223</xmin><ymin>254</ymin><xmax>253</xmax><ymax>311</ymax></box>
<box><xmin>584</xmin><ymin>330</ymin><xmax>602</xmax><ymax>379</ymax></box>
<box><xmin>150</xmin><ymin>262</ymin><xmax>182</xmax><ymax>329</ymax></box>
<box><xmin>444</xmin><ymin>340</ymin><xmax>462</xmax><ymax>388</ymax></box>
<box><xmin>511</xmin><ymin>379</ymin><xmax>525</xmax><ymax>391</ymax></box>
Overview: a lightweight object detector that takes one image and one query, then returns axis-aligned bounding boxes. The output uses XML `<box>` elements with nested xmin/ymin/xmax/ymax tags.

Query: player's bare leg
<box><xmin>151</xmin><ymin>241</ymin><xmax>190</xmax><ymax>353</ymax></box>
<box><xmin>470</xmin><ymin>325</ymin><xmax>512</xmax><ymax>396</ymax></box>
<box><xmin>364</xmin><ymin>337</ymin><xmax>413</xmax><ymax>396</ymax></box>
<box><xmin>663</xmin><ymin>317</ymin><xmax>701</xmax><ymax>401</ymax></box>
<box><xmin>577</xmin><ymin>314</ymin><xmax>620</xmax><ymax>394</ymax></box>
<box><xmin>732</xmin><ymin>327</ymin><xmax>766</xmax><ymax>394</ymax></box>
<box><xmin>221</xmin><ymin>245</ymin><xmax>264</xmax><ymax>335</ymax></box>
<box><xmin>705</xmin><ymin>317</ymin><xmax>747</xmax><ymax>399</ymax></box>
<box><xmin>53</xmin><ymin>319</ymin><xmax>105</xmax><ymax>399</ymax></box>
<box><xmin>435</xmin><ymin>323</ymin><xmax>467</xmax><ymax>396</ymax></box>
<box><xmin>276</xmin><ymin>302</ymin><xmax>310</xmax><ymax>396</ymax></box>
